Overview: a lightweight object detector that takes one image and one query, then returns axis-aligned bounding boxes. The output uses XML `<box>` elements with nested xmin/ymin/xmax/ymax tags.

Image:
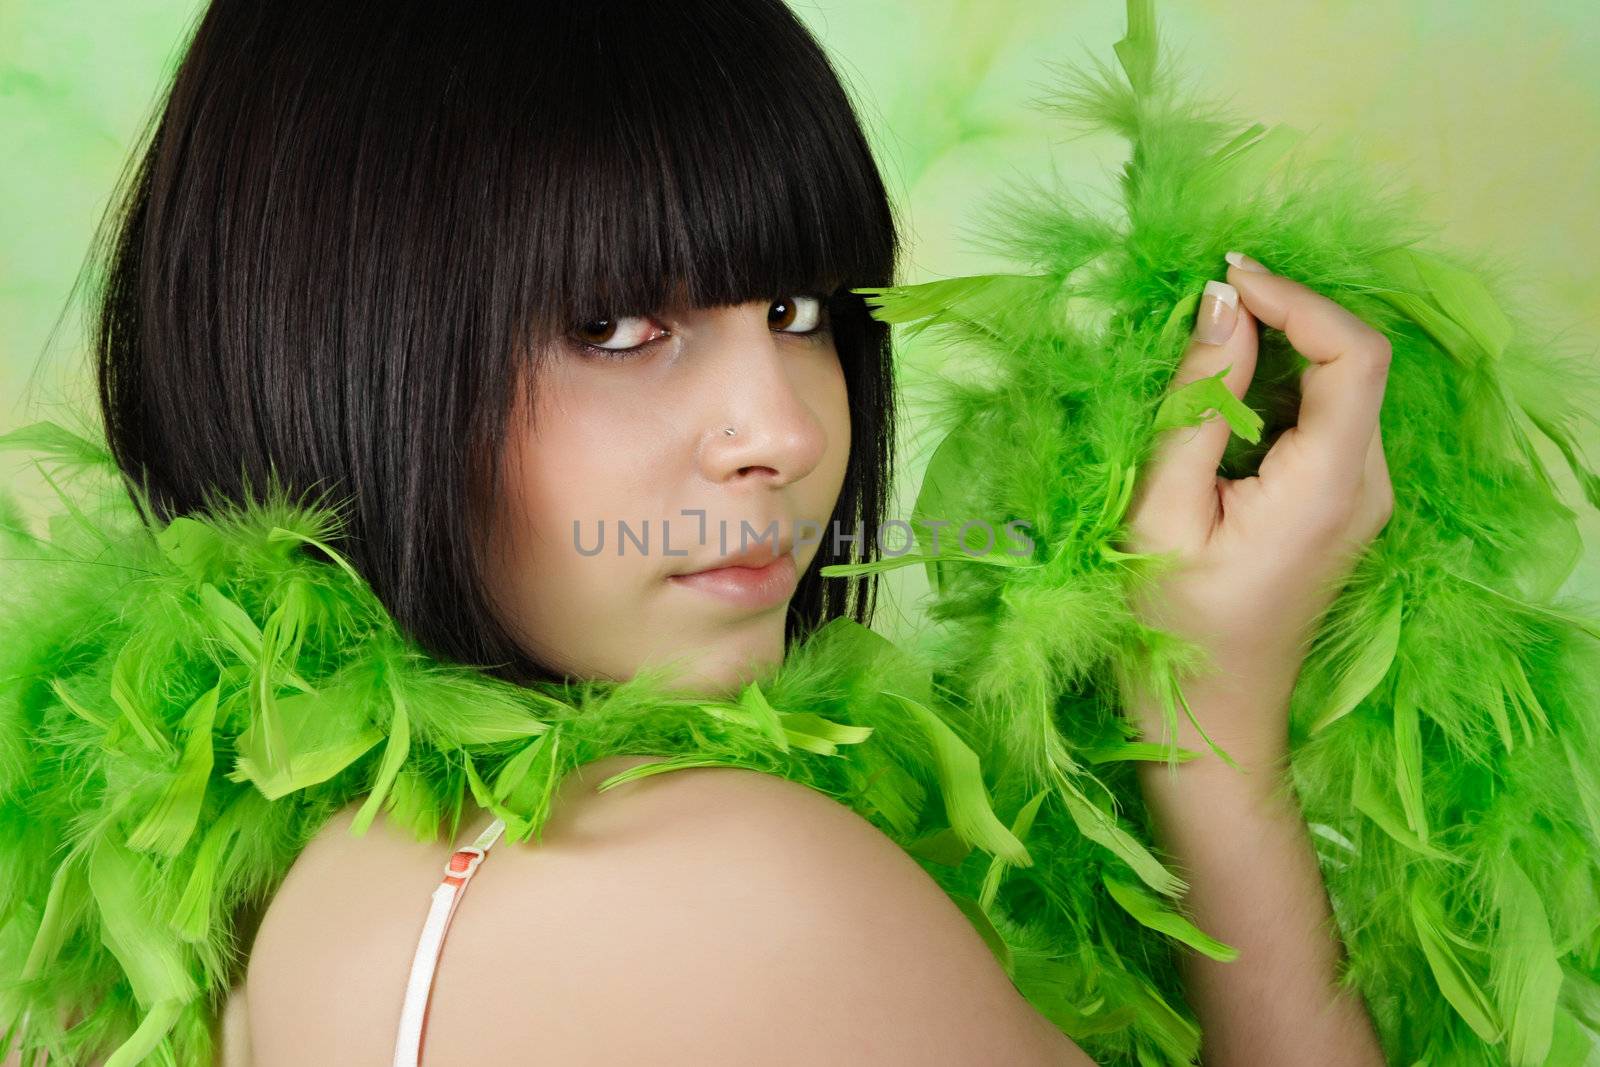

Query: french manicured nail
<box><xmin>1193</xmin><ymin>280</ymin><xmax>1239</xmax><ymax>345</ymax></box>
<box><xmin>1225</xmin><ymin>250</ymin><xmax>1270</xmax><ymax>274</ymax></box>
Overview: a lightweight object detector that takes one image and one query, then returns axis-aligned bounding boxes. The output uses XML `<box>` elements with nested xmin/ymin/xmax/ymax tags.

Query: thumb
<box><xmin>1128</xmin><ymin>279</ymin><xmax>1259</xmax><ymax>532</ymax></box>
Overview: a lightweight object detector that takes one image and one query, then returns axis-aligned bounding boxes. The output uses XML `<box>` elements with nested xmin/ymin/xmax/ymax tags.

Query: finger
<box><xmin>1322</xmin><ymin>425</ymin><xmax>1394</xmax><ymax>570</ymax></box>
<box><xmin>1322</xmin><ymin>426</ymin><xmax>1392</xmax><ymax>557</ymax></box>
<box><xmin>1224</xmin><ymin>252</ymin><xmax>1392</xmax><ymax>478</ymax></box>
<box><xmin>1131</xmin><ymin>279</ymin><xmax>1258</xmax><ymax>526</ymax></box>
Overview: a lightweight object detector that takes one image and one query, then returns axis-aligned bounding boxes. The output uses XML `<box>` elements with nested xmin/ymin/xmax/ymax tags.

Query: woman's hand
<box><xmin>1115</xmin><ymin>253</ymin><xmax>1394</xmax><ymax>1066</ymax></box>
<box><xmin>1117</xmin><ymin>251</ymin><xmax>1396</xmax><ymax>759</ymax></box>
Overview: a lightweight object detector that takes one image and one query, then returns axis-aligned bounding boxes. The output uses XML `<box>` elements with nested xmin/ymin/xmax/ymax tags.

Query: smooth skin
<box><xmin>230</xmin><ymin>257</ymin><xmax>1395</xmax><ymax>1066</ymax></box>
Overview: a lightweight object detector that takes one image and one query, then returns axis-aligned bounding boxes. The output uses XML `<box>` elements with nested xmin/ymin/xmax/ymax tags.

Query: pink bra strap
<box><xmin>391</xmin><ymin>813</ymin><xmax>507</xmax><ymax>1067</ymax></box>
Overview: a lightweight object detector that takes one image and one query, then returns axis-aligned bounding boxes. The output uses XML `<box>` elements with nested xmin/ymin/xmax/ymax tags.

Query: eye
<box><xmin>565</xmin><ymin>292</ymin><xmax>832</xmax><ymax>360</ymax></box>
<box><xmin>568</xmin><ymin>314</ymin><xmax>669</xmax><ymax>357</ymax></box>
<box><xmin>770</xmin><ymin>293</ymin><xmax>829</xmax><ymax>335</ymax></box>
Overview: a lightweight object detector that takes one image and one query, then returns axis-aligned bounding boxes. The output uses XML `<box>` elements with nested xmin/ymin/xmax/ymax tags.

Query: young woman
<box><xmin>10</xmin><ymin>2</ymin><xmax>1395</xmax><ymax>1064</ymax></box>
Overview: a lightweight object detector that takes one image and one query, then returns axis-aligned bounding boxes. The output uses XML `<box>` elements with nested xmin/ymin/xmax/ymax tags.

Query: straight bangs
<box><xmin>513</xmin><ymin>4</ymin><xmax>898</xmax><ymax>350</ymax></box>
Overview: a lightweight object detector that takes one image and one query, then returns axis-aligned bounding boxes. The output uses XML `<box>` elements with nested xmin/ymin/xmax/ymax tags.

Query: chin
<box><xmin>649</xmin><ymin>624</ymin><xmax>786</xmax><ymax>700</ymax></box>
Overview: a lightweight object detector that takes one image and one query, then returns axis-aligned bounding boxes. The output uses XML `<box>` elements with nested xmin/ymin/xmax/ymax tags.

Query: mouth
<box><xmin>667</xmin><ymin>540</ymin><xmax>799</xmax><ymax>610</ymax></box>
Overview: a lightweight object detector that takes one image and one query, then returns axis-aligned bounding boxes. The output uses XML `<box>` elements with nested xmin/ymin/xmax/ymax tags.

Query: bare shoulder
<box><xmin>247</xmin><ymin>755</ymin><xmax>1092</xmax><ymax>1066</ymax></box>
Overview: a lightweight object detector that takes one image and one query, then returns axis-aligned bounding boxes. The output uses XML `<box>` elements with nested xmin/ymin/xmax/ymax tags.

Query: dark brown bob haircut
<box><xmin>89</xmin><ymin>0</ymin><xmax>902</xmax><ymax>684</ymax></box>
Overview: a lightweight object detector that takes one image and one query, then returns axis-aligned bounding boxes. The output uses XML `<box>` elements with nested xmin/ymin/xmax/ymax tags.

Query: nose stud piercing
<box><xmin>723</xmin><ymin>427</ymin><xmax>737</xmax><ymax>436</ymax></box>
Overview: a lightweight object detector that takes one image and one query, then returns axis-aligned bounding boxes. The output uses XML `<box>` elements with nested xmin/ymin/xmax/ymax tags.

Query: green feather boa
<box><xmin>6</xmin><ymin>2</ymin><xmax>1600</xmax><ymax>1063</ymax></box>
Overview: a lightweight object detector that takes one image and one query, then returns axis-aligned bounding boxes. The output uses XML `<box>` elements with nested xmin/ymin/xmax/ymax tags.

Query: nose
<box><xmin>697</xmin><ymin>308</ymin><xmax>832</xmax><ymax>489</ymax></box>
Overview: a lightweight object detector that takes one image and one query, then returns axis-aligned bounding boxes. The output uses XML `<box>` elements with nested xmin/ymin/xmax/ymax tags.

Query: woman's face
<box><xmin>484</xmin><ymin>293</ymin><xmax>851</xmax><ymax>698</ymax></box>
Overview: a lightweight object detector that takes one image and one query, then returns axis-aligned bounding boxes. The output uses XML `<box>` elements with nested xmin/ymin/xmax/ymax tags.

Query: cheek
<box><xmin>820</xmin><ymin>354</ymin><xmax>852</xmax><ymax>484</ymax></box>
<box><xmin>521</xmin><ymin>459</ymin><xmax>627</xmax><ymax>596</ymax></box>
<box><xmin>516</xmin><ymin>369</ymin><xmax>656</xmax><ymax>539</ymax></box>
<box><xmin>792</xmin><ymin>350</ymin><xmax>853</xmax><ymax>553</ymax></box>
<box><xmin>490</xmin><ymin>384</ymin><xmax>649</xmax><ymax>625</ymax></box>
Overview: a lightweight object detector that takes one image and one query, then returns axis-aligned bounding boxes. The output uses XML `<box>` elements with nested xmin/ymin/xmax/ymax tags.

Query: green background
<box><xmin>3</xmin><ymin>1</ymin><xmax>1597</xmax><ymax>610</ymax></box>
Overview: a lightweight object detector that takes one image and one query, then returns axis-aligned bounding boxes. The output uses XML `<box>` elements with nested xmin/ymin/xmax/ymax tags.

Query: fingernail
<box><xmin>1193</xmin><ymin>280</ymin><xmax>1239</xmax><ymax>345</ymax></box>
<box><xmin>1225</xmin><ymin>250</ymin><xmax>1270</xmax><ymax>274</ymax></box>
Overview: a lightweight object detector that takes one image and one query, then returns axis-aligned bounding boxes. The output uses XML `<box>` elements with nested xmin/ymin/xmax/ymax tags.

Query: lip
<box><xmin>666</xmin><ymin>552</ymin><xmax>798</xmax><ymax>610</ymax></box>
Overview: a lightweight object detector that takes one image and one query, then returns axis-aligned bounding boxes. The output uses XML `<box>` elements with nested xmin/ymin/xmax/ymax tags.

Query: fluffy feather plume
<box><xmin>836</xmin><ymin>1</ymin><xmax>1600</xmax><ymax>1062</ymax></box>
<box><xmin>3</xmin><ymin>2</ymin><xmax>1600</xmax><ymax>1064</ymax></box>
<box><xmin>0</xmin><ymin>422</ymin><xmax>1066</xmax><ymax>1065</ymax></box>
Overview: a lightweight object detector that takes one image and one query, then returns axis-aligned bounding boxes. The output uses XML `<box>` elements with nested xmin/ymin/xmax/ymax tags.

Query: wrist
<box><xmin>1134</xmin><ymin>738</ymin><xmax>1294</xmax><ymax>804</ymax></box>
<box><xmin>1125</xmin><ymin>668</ymin><xmax>1297</xmax><ymax>778</ymax></box>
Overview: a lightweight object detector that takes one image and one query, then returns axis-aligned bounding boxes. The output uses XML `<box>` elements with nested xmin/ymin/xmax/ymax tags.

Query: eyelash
<box><xmin>566</xmin><ymin>291</ymin><xmax>835</xmax><ymax>361</ymax></box>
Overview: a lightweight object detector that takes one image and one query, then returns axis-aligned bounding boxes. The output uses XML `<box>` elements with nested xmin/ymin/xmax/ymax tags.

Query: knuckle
<box><xmin>1288</xmin><ymin>491</ymin><xmax>1353</xmax><ymax>542</ymax></box>
<box><xmin>1339</xmin><ymin>481</ymin><xmax>1395</xmax><ymax>544</ymax></box>
<box><xmin>1121</xmin><ymin>518</ymin><xmax>1192</xmax><ymax>559</ymax></box>
<box><xmin>1303</xmin><ymin>449</ymin><xmax>1359</xmax><ymax>494</ymax></box>
<box><xmin>1312</xmin><ymin>497</ymin><xmax>1360</xmax><ymax>538</ymax></box>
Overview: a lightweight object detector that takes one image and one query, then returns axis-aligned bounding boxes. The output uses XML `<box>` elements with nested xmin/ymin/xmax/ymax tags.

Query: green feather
<box><xmin>350</xmin><ymin>673</ymin><xmax>412</xmax><ymax>836</ymax></box>
<box><xmin>1309</xmin><ymin>583</ymin><xmax>1403</xmax><ymax>734</ymax></box>
<box><xmin>1113</xmin><ymin>0</ymin><xmax>1158</xmax><ymax>97</ymax></box>
<box><xmin>1151</xmin><ymin>364</ymin><xmax>1265</xmax><ymax>444</ymax></box>
<box><xmin>127</xmin><ymin>684</ymin><xmax>220</xmax><ymax>856</ymax></box>
<box><xmin>1102</xmin><ymin>875</ymin><xmax>1237</xmax><ymax>963</ymax></box>
<box><xmin>1489</xmin><ymin>858</ymin><xmax>1564</xmax><ymax>1066</ymax></box>
<box><xmin>1410</xmin><ymin>881</ymin><xmax>1504</xmax><ymax>1043</ymax></box>
<box><xmin>885</xmin><ymin>690</ymin><xmax>1031</xmax><ymax>867</ymax></box>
